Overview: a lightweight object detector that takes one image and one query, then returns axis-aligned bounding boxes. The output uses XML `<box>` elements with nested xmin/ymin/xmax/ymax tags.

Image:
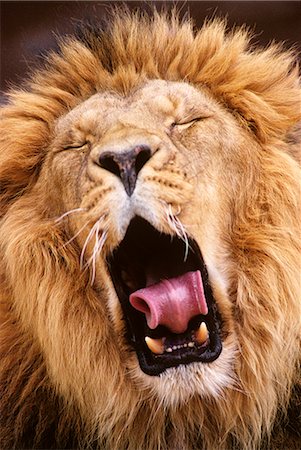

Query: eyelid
<box><xmin>171</xmin><ymin>117</ymin><xmax>202</xmax><ymax>130</ymax></box>
<box><xmin>62</xmin><ymin>141</ymin><xmax>89</xmax><ymax>150</ymax></box>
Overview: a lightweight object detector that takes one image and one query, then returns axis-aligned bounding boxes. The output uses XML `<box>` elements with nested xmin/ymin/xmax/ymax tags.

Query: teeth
<box><xmin>167</xmin><ymin>343</ymin><xmax>194</xmax><ymax>352</ymax></box>
<box><xmin>195</xmin><ymin>322</ymin><xmax>209</xmax><ymax>345</ymax></box>
<box><xmin>145</xmin><ymin>337</ymin><xmax>164</xmax><ymax>355</ymax></box>
<box><xmin>145</xmin><ymin>324</ymin><xmax>208</xmax><ymax>356</ymax></box>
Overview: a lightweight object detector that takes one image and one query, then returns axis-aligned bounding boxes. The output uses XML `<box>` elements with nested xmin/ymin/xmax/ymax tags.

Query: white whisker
<box><xmin>173</xmin><ymin>216</ymin><xmax>190</xmax><ymax>261</ymax></box>
<box><xmin>80</xmin><ymin>221</ymin><xmax>99</xmax><ymax>269</ymax></box>
<box><xmin>55</xmin><ymin>207</ymin><xmax>86</xmax><ymax>223</ymax></box>
<box><xmin>165</xmin><ymin>204</ymin><xmax>190</xmax><ymax>261</ymax></box>
<box><xmin>79</xmin><ymin>216</ymin><xmax>106</xmax><ymax>280</ymax></box>
<box><xmin>62</xmin><ymin>221</ymin><xmax>90</xmax><ymax>248</ymax></box>
<box><xmin>88</xmin><ymin>228</ymin><xmax>108</xmax><ymax>286</ymax></box>
<box><xmin>90</xmin><ymin>221</ymin><xmax>100</xmax><ymax>285</ymax></box>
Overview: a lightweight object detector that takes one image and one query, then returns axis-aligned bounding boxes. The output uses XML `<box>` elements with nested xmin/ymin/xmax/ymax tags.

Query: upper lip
<box><xmin>107</xmin><ymin>216</ymin><xmax>223</xmax><ymax>376</ymax></box>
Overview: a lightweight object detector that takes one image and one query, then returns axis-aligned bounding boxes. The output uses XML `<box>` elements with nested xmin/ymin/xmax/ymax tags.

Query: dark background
<box><xmin>1</xmin><ymin>1</ymin><xmax>301</xmax><ymax>102</ymax></box>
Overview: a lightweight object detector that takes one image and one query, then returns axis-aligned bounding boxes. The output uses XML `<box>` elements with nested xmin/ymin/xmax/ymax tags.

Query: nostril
<box><xmin>134</xmin><ymin>145</ymin><xmax>152</xmax><ymax>175</ymax></box>
<box><xmin>98</xmin><ymin>153</ymin><xmax>121</xmax><ymax>178</ymax></box>
<box><xmin>97</xmin><ymin>145</ymin><xmax>153</xmax><ymax>196</ymax></box>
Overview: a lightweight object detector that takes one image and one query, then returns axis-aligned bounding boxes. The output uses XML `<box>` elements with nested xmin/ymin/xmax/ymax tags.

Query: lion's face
<box><xmin>38</xmin><ymin>79</ymin><xmax>254</xmax><ymax>402</ymax></box>
<box><xmin>1</xmin><ymin>12</ymin><xmax>300</xmax><ymax>449</ymax></box>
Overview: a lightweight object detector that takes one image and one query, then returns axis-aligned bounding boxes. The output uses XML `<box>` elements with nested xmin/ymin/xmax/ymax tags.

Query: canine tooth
<box><xmin>145</xmin><ymin>337</ymin><xmax>164</xmax><ymax>355</ymax></box>
<box><xmin>195</xmin><ymin>322</ymin><xmax>209</xmax><ymax>345</ymax></box>
<box><xmin>188</xmin><ymin>342</ymin><xmax>195</xmax><ymax>348</ymax></box>
<box><xmin>166</xmin><ymin>347</ymin><xmax>173</xmax><ymax>353</ymax></box>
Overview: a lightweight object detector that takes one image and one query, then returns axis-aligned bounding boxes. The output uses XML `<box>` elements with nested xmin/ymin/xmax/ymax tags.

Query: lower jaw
<box><xmin>135</xmin><ymin>346</ymin><xmax>222</xmax><ymax>376</ymax></box>
<box><xmin>128</xmin><ymin>348</ymin><xmax>233</xmax><ymax>407</ymax></box>
<box><xmin>137</xmin><ymin>343</ymin><xmax>220</xmax><ymax>378</ymax></box>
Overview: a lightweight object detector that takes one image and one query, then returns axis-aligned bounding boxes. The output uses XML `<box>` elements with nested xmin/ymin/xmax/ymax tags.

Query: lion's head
<box><xmin>0</xmin><ymin>10</ymin><xmax>300</xmax><ymax>450</ymax></box>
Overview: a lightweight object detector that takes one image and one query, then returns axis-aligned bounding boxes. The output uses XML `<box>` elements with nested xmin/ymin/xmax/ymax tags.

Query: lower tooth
<box><xmin>195</xmin><ymin>322</ymin><xmax>209</xmax><ymax>345</ymax></box>
<box><xmin>145</xmin><ymin>337</ymin><xmax>164</xmax><ymax>354</ymax></box>
<box><xmin>145</xmin><ymin>335</ymin><xmax>204</xmax><ymax>355</ymax></box>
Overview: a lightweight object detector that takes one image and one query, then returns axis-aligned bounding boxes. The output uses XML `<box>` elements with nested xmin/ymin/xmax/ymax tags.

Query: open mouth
<box><xmin>107</xmin><ymin>217</ymin><xmax>222</xmax><ymax>376</ymax></box>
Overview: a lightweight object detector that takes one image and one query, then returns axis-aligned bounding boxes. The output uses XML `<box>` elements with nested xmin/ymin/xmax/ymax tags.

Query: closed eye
<box><xmin>170</xmin><ymin>117</ymin><xmax>204</xmax><ymax>132</ymax></box>
<box><xmin>62</xmin><ymin>141</ymin><xmax>89</xmax><ymax>151</ymax></box>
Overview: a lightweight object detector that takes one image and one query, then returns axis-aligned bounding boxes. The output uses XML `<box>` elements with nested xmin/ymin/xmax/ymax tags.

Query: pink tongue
<box><xmin>129</xmin><ymin>270</ymin><xmax>208</xmax><ymax>334</ymax></box>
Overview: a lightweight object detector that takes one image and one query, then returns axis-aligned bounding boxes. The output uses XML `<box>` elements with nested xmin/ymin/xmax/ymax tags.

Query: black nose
<box><xmin>98</xmin><ymin>145</ymin><xmax>152</xmax><ymax>196</ymax></box>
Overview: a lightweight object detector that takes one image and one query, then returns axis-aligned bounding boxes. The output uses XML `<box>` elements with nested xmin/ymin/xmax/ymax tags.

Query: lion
<box><xmin>0</xmin><ymin>9</ymin><xmax>300</xmax><ymax>450</ymax></box>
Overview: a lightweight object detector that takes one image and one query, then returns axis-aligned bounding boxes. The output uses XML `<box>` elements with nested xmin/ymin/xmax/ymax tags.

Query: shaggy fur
<box><xmin>0</xmin><ymin>9</ymin><xmax>300</xmax><ymax>450</ymax></box>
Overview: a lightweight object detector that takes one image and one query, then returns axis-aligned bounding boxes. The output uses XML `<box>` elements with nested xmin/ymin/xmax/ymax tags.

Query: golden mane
<box><xmin>0</xmin><ymin>8</ymin><xmax>300</xmax><ymax>450</ymax></box>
